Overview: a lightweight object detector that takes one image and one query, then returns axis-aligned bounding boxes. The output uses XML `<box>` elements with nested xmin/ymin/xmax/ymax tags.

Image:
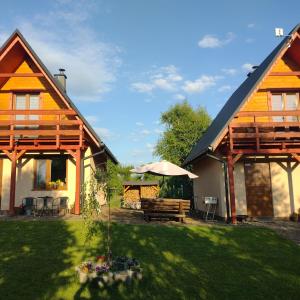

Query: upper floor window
<box><xmin>271</xmin><ymin>92</ymin><xmax>299</xmax><ymax>122</ymax></box>
<box><xmin>15</xmin><ymin>94</ymin><xmax>40</xmax><ymax>128</ymax></box>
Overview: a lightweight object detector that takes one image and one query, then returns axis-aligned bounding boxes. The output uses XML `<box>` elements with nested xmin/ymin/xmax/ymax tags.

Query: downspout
<box><xmin>206</xmin><ymin>152</ymin><xmax>231</xmax><ymax>223</ymax></box>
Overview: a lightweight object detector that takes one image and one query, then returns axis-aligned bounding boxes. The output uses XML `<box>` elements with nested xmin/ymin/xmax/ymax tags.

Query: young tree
<box><xmin>155</xmin><ymin>101</ymin><xmax>211</xmax><ymax>165</ymax></box>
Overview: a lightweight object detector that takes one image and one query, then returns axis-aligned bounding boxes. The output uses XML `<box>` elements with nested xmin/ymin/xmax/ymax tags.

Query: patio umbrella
<box><xmin>130</xmin><ymin>160</ymin><xmax>198</xmax><ymax>179</ymax></box>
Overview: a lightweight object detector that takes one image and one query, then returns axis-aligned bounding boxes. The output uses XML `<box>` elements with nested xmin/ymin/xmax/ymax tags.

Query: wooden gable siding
<box><xmin>0</xmin><ymin>58</ymin><xmax>65</xmax><ymax>121</ymax></box>
<box><xmin>234</xmin><ymin>56</ymin><xmax>300</xmax><ymax>123</ymax></box>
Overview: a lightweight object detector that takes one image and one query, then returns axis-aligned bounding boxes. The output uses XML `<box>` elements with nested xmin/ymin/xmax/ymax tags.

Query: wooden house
<box><xmin>0</xmin><ymin>30</ymin><xmax>117</xmax><ymax>215</ymax></box>
<box><xmin>183</xmin><ymin>24</ymin><xmax>300</xmax><ymax>223</ymax></box>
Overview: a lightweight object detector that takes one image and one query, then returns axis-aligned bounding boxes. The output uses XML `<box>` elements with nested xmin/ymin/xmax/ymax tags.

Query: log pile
<box><xmin>140</xmin><ymin>185</ymin><xmax>159</xmax><ymax>199</ymax></box>
<box><xmin>124</xmin><ymin>188</ymin><xmax>140</xmax><ymax>202</ymax></box>
<box><xmin>122</xmin><ymin>181</ymin><xmax>159</xmax><ymax>206</ymax></box>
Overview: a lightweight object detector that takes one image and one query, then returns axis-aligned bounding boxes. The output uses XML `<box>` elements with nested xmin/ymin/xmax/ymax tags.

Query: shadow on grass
<box><xmin>75</xmin><ymin>223</ymin><xmax>300</xmax><ymax>300</ymax></box>
<box><xmin>0</xmin><ymin>220</ymin><xmax>76</xmax><ymax>300</ymax></box>
<box><xmin>0</xmin><ymin>220</ymin><xmax>299</xmax><ymax>299</ymax></box>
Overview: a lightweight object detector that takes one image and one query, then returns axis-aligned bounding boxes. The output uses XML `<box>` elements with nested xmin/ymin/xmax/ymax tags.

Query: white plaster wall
<box><xmin>192</xmin><ymin>158</ymin><xmax>227</xmax><ymax>218</ymax></box>
<box><xmin>1</xmin><ymin>159</ymin><xmax>12</xmax><ymax>210</ymax></box>
<box><xmin>83</xmin><ymin>147</ymin><xmax>106</xmax><ymax>206</ymax></box>
<box><xmin>292</xmin><ymin>163</ymin><xmax>300</xmax><ymax>215</ymax></box>
<box><xmin>233</xmin><ymin>162</ymin><xmax>247</xmax><ymax>215</ymax></box>
<box><xmin>270</xmin><ymin>162</ymin><xmax>291</xmax><ymax>218</ymax></box>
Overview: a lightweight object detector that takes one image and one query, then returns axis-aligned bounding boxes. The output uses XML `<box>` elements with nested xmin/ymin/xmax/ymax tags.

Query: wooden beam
<box><xmin>2</xmin><ymin>150</ymin><xmax>13</xmax><ymax>160</ymax></box>
<box><xmin>66</xmin><ymin>149</ymin><xmax>76</xmax><ymax>159</ymax></box>
<box><xmin>9</xmin><ymin>151</ymin><xmax>16</xmax><ymax>215</ymax></box>
<box><xmin>231</xmin><ymin>121</ymin><xmax>300</xmax><ymax>128</ymax></box>
<box><xmin>0</xmin><ymin>129</ymin><xmax>81</xmax><ymax>136</ymax></box>
<box><xmin>232</xmin><ymin>132</ymin><xmax>300</xmax><ymax>139</ymax></box>
<box><xmin>0</xmin><ymin>120</ymin><xmax>82</xmax><ymax>125</ymax></box>
<box><xmin>0</xmin><ymin>73</ymin><xmax>44</xmax><ymax>77</ymax></box>
<box><xmin>237</xmin><ymin>110</ymin><xmax>300</xmax><ymax>117</ymax></box>
<box><xmin>0</xmin><ymin>109</ymin><xmax>77</xmax><ymax>115</ymax></box>
<box><xmin>232</xmin><ymin>154</ymin><xmax>243</xmax><ymax>164</ymax></box>
<box><xmin>16</xmin><ymin>150</ymin><xmax>26</xmax><ymax>161</ymax></box>
<box><xmin>232</xmin><ymin>149</ymin><xmax>300</xmax><ymax>155</ymax></box>
<box><xmin>74</xmin><ymin>149</ymin><xmax>82</xmax><ymax>215</ymax></box>
<box><xmin>227</xmin><ymin>153</ymin><xmax>237</xmax><ymax>224</ymax></box>
<box><xmin>269</xmin><ymin>71</ymin><xmax>300</xmax><ymax>76</ymax></box>
<box><xmin>291</xmin><ymin>153</ymin><xmax>300</xmax><ymax>163</ymax></box>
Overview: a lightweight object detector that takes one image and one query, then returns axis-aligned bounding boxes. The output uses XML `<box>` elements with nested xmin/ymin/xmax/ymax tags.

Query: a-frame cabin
<box><xmin>184</xmin><ymin>24</ymin><xmax>300</xmax><ymax>223</ymax></box>
<box><xmin>0</xmin><ymin>30</ymin><xmax>117</xmax><ymax>215</ymax></box>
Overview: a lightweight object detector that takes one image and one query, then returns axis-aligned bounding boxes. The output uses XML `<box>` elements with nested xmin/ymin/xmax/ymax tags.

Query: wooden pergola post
<box><xmin>227</xmin><ymin>152</ymin><xmax>237</xmax><ymax>224</ymax></box>
<box><xmin>9</xmin><ymin>151</ymin><xmax>17</xmax><ymax>214</ymax></box>
<box><xmin>3</xmin><ymin>150</ymin><xmax>26</xmax><ymax>215</ymax></box>
<box><xmin>75</xmin><ymin>149</ymin><xmax>82</xmax><ymax>215</ymax></box>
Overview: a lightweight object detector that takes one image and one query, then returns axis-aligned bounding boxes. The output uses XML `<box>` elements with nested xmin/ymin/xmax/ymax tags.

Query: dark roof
<box><xmin>123</xmin><ymin>181</ymin><xmax>159</xmax><ymax>186</ymax></box>
<box><xmin>0</xmin><ymin>29</ymin><xmax>118</xmax><ymax>164</ymax></box>
<box><xmin>183</xmin><ymin>24</ymin><xmax>300</xmax><ymax>166</ymax></box>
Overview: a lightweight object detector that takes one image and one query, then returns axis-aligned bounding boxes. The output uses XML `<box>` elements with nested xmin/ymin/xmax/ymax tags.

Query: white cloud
<box><xmin>85</xmin><ymin>115</ymin><xmax>99</xmax><ymax>124</ymax></box>
<box><xmin>135</xmin><ymin>122</ymin><xmax>144</xmax><ymax>126</ymax></box>
<box><xmin>182</xmin><ymin>75</ymin><xmax>218</xmax><ymax>94</ymax></box>
<box><xmin>218</xmin><ymin>85</ymin><xmax>232</xmax><ymax>92</ymax></box>
<box><xmin>1</xmin><ymin>1</ymin><xmax>122</xmax><ymax>102</ymax></box>
<box><xmin>247</xmin><ymin>23</ymin><xmax>255</xmax><ymax>28</ymax></box>
<box><xmin>141</xmin><ymin>129</ymin><xmax>151</xmax><ymax>136</ymax></box>
<box><xmin>198</xmin><ymin>32</ymin><xmax>235</xmax><ymax>48</ymax></box>
<box><xmin>131</xmin><ymin>64</ymin><xmax>182</xmax><ymax>94</ymax></box>
<box><xmin>131</xmin><ymin>82</ymin><xmax>154</xmax><ymax>93</ymax></box>
<box><xmin>94</xmin><ymin>127</ymin><xmax>118</xmax><ymax>141</ymax></box>
<box><xmin>174</xmin><ymin>93</ymin><xmax>186</xmax><ymax>100</ymax></box>
<box><xmin>242</xmin><ymin>63</ymin><xmax>254</xmax><ymax>72</ymax></box>
<box><xmin>221</xmin><ymin>68</ymin><xmax>237</xmax><ymax>76</ymax></box>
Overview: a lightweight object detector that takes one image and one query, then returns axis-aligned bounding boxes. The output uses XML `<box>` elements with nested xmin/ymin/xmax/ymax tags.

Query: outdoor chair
<box><xmin>35</xmin><ymin>196</ymin><xmax>54</xmax><ymax>216</ymax></box>
<box><xmin>22</xmin><ymin>197</ymin><xmax>36</xmax><ymax>216</ymax></box>
<box><xmin>52</xmin><ymin>197</ymin><xmax>69</xmax><ymax>215</ymax></box>
<box><xmin>35</xmin><ymin>198</ymin><xmax>45</xmax><ymax>216</ymax></box>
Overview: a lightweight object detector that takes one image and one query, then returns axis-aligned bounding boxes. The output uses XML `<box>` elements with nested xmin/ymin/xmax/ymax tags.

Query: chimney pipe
<box><xmin>54</xmin><ymin>68</ymin><xmax>67</xmax><ymax>93</ymax></box>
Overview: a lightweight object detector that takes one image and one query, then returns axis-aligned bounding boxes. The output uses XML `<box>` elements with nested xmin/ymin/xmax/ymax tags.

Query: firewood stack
<box><xmin>123</xmin><ymin>181</ymin><xmax>160</xmax><ymax>206</ymax></box>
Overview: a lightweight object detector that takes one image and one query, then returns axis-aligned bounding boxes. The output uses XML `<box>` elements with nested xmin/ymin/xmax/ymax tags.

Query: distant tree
<box><xmin>154</xmin><ymin>101</ymin><xmax>211</xmax><ymax>165</ymax></box>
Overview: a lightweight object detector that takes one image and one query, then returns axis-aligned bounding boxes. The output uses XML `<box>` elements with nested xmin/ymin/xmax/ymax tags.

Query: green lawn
<box><xmin>0</xmin><ymin>221</ymin><xmax>299</xmax><ymax>300</ymax></box>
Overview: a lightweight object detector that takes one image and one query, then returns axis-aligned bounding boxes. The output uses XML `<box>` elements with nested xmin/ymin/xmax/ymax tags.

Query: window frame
<box><xmin>268</xmin><ymin>91</ymin><xmax>300</xmax><ymax>122</ymax></box>
<box><xmin>33</xmin><ymin>157</ymin><xmax>68</xmax><ymax>191</ymax></box>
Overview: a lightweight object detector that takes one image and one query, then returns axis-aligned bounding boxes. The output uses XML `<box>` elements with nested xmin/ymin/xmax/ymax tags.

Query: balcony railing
<box><xmin>229</xmin><ymin>110</ymin><xmax>300</xmax><ymax>153</ymax></box>
<box><xmin>0</xmin><ymin>109</ymin><xmax>84</xmax><ymax>150</ymax></box>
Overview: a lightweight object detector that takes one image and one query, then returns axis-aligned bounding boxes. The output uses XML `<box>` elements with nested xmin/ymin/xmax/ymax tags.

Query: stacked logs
<box><xmin>123</xmin><ymin>181</ymin><xmax>159</xmax><ymax>205</ymax></box>
<box><xmin>140</xmin><ymin>185</ymin><xmax>159</xmax><ymax>199</ymax></box>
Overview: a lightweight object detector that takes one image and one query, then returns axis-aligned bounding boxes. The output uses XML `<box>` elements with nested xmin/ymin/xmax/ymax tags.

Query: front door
<box><xmin>244</xmin><ymin>162</ymin><xmax>274</xmax><ymax>217</ymax></box>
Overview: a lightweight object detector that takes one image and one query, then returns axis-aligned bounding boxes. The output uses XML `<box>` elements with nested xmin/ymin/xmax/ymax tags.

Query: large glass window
<box><xmin>34</xmin><ymin>158</ymin><xmax>67</xmax><ymax>190</ymax></box>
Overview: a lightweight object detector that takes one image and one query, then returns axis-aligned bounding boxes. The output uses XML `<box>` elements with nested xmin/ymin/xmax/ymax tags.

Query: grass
<box><xmin>0</xmin><ymin>220</ymin><xmax>299</xmax><ymax>300</ymax></box>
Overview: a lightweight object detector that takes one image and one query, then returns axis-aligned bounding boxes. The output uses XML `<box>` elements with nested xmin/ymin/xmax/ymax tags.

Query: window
<box><xmin>34</xmin><ymin>157</ymin><xmax>67</xmax><ymax>190</ymax></box>
<box><xmin>15</xmin><ymin>94</ymin><xmax>40</xmax><ymax>128</ymax></box>
<box><xmin>271</xmin><ymin>92</ymin><xmax>299</xmax><ymax>122</ymax></box>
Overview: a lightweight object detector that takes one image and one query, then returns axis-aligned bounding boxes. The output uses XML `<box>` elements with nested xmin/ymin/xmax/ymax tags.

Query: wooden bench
<box><xmin>141</xmin><ymin>198</ymin><xmax>190</xmax><ymax>222</ymax></box>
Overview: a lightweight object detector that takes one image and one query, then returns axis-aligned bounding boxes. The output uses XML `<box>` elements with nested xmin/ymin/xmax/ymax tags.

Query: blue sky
<box><xmin>0</xmin><ymin>0</ymin><xmax>299</xmax><ymax>165</ymax></box>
